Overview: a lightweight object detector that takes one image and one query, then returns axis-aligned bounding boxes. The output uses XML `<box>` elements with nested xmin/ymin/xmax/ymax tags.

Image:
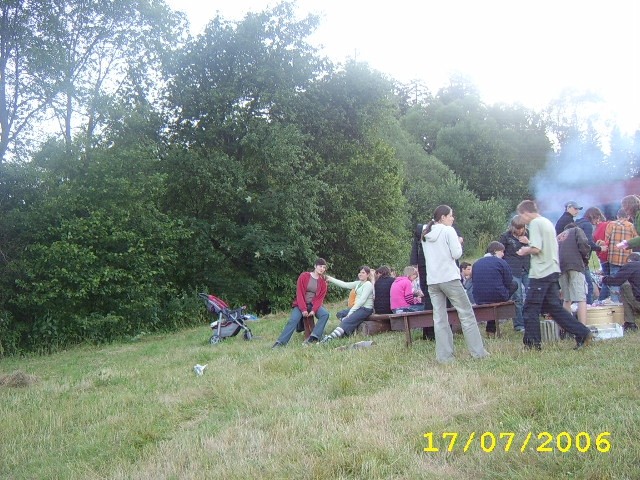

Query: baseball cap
<box><xmin>565</xmin><ymin>201</ymin><xmax>583</xmax><ymax>210</ymax></box>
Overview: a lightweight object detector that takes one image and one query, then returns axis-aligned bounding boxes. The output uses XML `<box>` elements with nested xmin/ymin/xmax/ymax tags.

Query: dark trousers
<box><xmin>485</xmin><ymin>280</ymin><xmax>519</xmax><ymax>333</ymax></box>
<box><xmin>523</xmin><ymin>273</ymin><xmax>591</xmax><ymax>346</ymax></box>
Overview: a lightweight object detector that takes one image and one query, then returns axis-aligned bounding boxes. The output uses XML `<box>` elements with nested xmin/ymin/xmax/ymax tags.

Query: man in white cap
<box><xmin>555</xmin><ymin>201</ymin><xmax>583</xmax><ymax>235</ymax></box>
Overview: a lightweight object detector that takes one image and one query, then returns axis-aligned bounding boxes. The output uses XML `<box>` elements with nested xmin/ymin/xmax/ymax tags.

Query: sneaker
<box><xmin>302</xmin><ymin>336</ymin><xmax>318</xmax><ymax>346</ymax></box>
<box><xmin>271</xmin><ymin>341</ymin><xmax>284</xmax><ymax>349</ymax></box>
<box><xmin>524</xmin><ymin>343</ymin><xmax>542</xmax><ymax>351</ymax></box>
<box><xmin>319</xmin><ymin>335</ymin><xmax>332</xmax><ymax>344</ymax></box>
<box><xmin>623</xmin><ymin>322</ymin><xmax>638</xmax><ymax>331</ymax></box>
<box><xmin>574</xmin><ymin>332</ymin><xmax>593</xmax><ymax>350</ymax></box>
<box><xmin>514</xmin><ymin>326</ymin><xmax>525</xmax><ymax>333</ymax></box>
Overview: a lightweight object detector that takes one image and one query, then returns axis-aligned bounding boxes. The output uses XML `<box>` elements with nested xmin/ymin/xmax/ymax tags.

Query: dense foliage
<box><xmin>0</xmin><ymin>1</ymin><xmax>638</xmax><ymax>354</ymax></box>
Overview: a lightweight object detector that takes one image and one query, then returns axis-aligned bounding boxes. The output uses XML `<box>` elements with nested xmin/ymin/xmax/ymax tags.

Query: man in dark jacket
<box><xmin>557</xmin><ymin>223</ymin><xmax>591</xmax><ymax>325</ymax></box>
<box><xmin>555</xmin><ymin>200</ymin><xmax>583</xmax><ymax>235</ymax></box>
<box><xmin>472</xmin><ymin>241</ymin><xmax>517</xmax><ymax>336</ymax></box>
<box><xmin>602</xmin><ymin>252</ymin><xmax>640</xmax><ymax>330</ymax></box>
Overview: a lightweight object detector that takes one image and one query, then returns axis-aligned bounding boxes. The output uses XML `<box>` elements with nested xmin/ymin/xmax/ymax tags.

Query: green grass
<box><xmin>1</xmin><ymin>303</ymin><xmax>639</xmax><ymax>479</ymax></box>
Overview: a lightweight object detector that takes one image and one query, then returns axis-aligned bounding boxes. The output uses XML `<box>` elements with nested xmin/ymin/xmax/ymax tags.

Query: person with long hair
<box><xmin>320</xmin><ymin>266</ymin><xmax>374</xmax><ymax>343</ymax></box>
<box><xmin>621</xmin><ymin>194</ymin><xmax>640</xmax><ymax>229</ymax></box>
<box><xmin>372</xmin><ymin>265</ymin><xmax>394</xmax><ymax>314</ymax></box>
<box><xmin>498</xmin><ymin>215</ymin><xmax>530</xmax><ymax>331</ymax></box>
<box><xmin>410</xmin><ymin>222</ymin><xmax>434</xmax><ymax>339</ymax></box>
<box><xmin>421</xmin><ymin>205</ymin><xmax>489</xmax><ymax>363</ymax></box>
<box><xmin>576</xmin><ymin>206</ymin><xmax>607</xmax><ymax>303</ymax></box>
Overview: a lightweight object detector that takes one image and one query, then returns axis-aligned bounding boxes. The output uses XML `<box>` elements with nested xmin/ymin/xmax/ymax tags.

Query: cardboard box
<box><xmin>586</xmin><ymin>306</ymin><xmax>623</xmax><ymax>326</ymax></box>
<box><xmin>612</xmin><ymin>307</ymin><xmax>624</xmax><ymax>325</ymax></box>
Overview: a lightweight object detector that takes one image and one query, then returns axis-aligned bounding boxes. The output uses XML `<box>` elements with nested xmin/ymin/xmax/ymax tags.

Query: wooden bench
<box><xmin>357</xmin><ymin>314</ymin><xmax>393</xmax><ymax>336</ymax></box>
<box><xmin>361</xmin><ymin>301</ymin><xmax>516</xmax><ymax>347</ymax></box>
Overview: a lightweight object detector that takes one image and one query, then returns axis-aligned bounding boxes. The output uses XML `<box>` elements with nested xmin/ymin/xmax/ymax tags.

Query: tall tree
<box><xmin>293</xmin><ymin>62</ymin><xmax>409</xmax><ymax>274</ymax></box>
<box><xmin>0</xmin><ymin>0</ymin><xmax>183</xmax><ymax>162</ymax></box>
<box><xmin>47</xmin><ymin>0</ymin><xmax>183</xmax><ymax>156</ymax></box>
<box><xmin>0</xmin><ymin>0</ymin><xmax>60</xmax><ymax>161</ymax></box>
<box><xmin>163</xmin><ymin>2</ymin><xmax>328</xmax><ymax>309</ymax></box>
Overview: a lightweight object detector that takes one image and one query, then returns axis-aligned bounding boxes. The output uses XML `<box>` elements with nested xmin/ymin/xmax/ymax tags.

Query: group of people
<box><xmin>551</xmin><ymin>196</ymin><xmax>640</xmax><ymax>332</ymax></box>
<box><xmin>273</xmin><ymin>197</ymin><xmax>640</xmax><ymax>361</ymax></box>
<box><xmin>273</xmin><ymin>204</ymin><xmax>490</xmax><ymax>363</ymax></box>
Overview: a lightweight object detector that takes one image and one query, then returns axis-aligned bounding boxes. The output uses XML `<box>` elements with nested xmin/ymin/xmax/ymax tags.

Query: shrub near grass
<box><xmin>1</xmin><ymin>303</ymin><xmax>639</xmax><ymax>479</ymax></box>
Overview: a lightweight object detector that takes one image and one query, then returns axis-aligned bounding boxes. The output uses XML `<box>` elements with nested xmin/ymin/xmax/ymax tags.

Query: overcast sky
<box><xmin>167</xmin><ymin>0</ymin><xmax>639</xmax><ymax>133</ymax></box>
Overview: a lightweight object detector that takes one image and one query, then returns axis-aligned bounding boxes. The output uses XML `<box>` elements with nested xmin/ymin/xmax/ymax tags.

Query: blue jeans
<box><xmin>609</xmin><ymin>265</ymin><xmax>622</xmax><ymax>302</ymax></box>
<box><xmin>511</xmin><ymin>274</ymin><xmax>529</xmax><ymax>329</ymax></box>
<box><xmin>598</xmin><ymin>262</ymin><xmax>610</xmax><ymax>300</ymax></box>
<box><xmin>337</xmin><ymin>307</ymin><xmax>374</xmax><ymax>335</ymax></box>
<box><xmin>522</xmin><ymin>273</ymin><xmax>591</xmax><ymax>347</ymax></box>
<box><xmin>276</xmin><ymin>306</ymin><xmax>330</xmax><ymax>345</ymax></box>
<box><xmin>584</xmin><ymin>266</ymin><xmax>594</xmax><ymax>304</ymax></box>
<box><xmin>392</xmin><ymin>304</ymin><xmax>425</xmax><ymax>313</ymax></box>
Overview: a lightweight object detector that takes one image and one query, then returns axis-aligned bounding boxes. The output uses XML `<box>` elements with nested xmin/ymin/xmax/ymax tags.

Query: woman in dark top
<box><xmin>498</xmin><ymin>215</ymin><xmax>530</xmax><ymax>332</ymax></box>
<box><xmin>410</xmin><ymin>223</ymin><xmax>434</xmax><ymax>339</ymax></box>
<box><xmin>373</xmin><ymin>265</ymin><xmax>394</xmax><ymax>314</ymax></box>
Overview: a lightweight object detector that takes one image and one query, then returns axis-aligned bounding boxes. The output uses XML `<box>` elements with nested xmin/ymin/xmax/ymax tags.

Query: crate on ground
<box><xmin>540</xmin><ymin>318</ymin><xmax>560</xmax><ymax>342</ymax></box>
<box><xmin>586</xmin><ymin>306</ymin><xmax>623</xmax><ymax>326</ymax></box>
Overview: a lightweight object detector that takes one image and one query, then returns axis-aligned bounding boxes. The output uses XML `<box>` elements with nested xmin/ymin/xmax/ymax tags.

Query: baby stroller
<box><xmin>199</xmin><ymin>293</ymin><xmax>253</xmax><ymax>344</ymax></box>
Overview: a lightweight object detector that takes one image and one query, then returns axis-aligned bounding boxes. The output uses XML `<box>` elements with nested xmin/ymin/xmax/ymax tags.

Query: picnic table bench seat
<box><xmin>356</xmin><ymin>301</ymin><xmax>516</xmax><ymax>347</ymax></box>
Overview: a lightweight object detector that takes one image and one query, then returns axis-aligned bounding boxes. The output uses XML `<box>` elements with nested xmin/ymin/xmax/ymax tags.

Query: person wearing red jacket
<box><xmin>593</xmin><ymin>216</ymin><xmax>611</xmax><ymax>301</ymax></box>
<box><xmin>273</xmin><ymin>258</ymin><xmax>329</xmax><ymax>347</ymax></box>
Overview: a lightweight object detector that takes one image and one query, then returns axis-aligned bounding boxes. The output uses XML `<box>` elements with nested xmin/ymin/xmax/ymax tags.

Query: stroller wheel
<box><xmin>210</xmin><ymin>334</ymin><xmax>221</xmax><ymax>345</ymax></box>
<box><xmin>243</xmin><ymin>330</ymin><xmax>253</xmax><ymax>341</ymax></box>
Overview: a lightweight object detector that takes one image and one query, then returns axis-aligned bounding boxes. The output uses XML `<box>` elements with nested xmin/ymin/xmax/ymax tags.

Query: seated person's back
<box><xmin>373</xmin><ymin>265</ymin><xmax>394</xmax><ymax>314</ymax></box>
<box><xmin>472</xmin><ymin>242</ymin><xmax>516</xmax><ymax>305</ymax></box>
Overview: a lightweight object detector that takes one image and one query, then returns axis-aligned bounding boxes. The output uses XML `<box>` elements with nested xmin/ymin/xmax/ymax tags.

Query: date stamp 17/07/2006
<box><xmin>423</xmin><ymin>432</ymin><xmax>612</xmax><ymax>454</ymax></box>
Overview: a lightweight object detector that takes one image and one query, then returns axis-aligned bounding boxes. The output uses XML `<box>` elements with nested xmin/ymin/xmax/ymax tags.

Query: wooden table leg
<box><xmin>404</xmin><ymin>315</ymin><xmax>412</xmax><ymax>347</ymax></box>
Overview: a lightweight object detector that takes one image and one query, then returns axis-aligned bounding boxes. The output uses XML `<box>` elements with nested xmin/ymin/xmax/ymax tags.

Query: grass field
<box><xmin>1</xmin><ymin>303</ymin><xmax>639</xmax><ymax>479</ymax></box>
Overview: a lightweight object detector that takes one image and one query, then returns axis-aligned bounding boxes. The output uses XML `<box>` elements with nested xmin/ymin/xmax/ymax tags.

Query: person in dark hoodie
<box><xmin>422</xmin><ymin>205</ymin><xmax>489</xmax><ymax>363</ymax></box>
<box><xmin>373</xmin><ymin>265</ymin><xmax>394</xmax><ymax>314</ymax></box>
<box><xmin>557</xmin><ymin>223</ymin><xmax>591</xmax><ymax>325</ymax></box>
<box><xmin>471</xmin><ymin>241</ymin><xmax>518</xmax><ymax>336</ymax></box>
